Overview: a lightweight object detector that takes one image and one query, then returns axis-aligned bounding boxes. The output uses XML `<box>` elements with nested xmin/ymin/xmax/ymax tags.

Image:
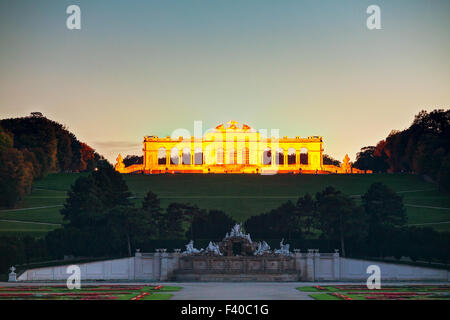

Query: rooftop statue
<box><xmin>114</xmin><ymin>154</ymin><xmax>125</xmax><ymax>171</ymax></box>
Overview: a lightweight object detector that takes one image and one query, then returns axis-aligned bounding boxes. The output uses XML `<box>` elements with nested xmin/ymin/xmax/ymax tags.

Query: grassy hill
<box><xmin>0</xmin><ymin>173</ymin><xmax>449</xmax><ymax>237</ymax></box>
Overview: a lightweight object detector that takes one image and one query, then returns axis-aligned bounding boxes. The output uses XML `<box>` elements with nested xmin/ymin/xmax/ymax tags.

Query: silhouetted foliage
<box><xmin>46</xmin><ymin>164</ymin><xmax>135</xmax><ymax>257</ymax></box>
<box><xmin>315</xmin><ymin>186</ymin><xmax>367</xmax><ymax>257</ymax></box>
<box><xmin>354</xmin><ymin>109</ymin><xmax>450</xmax><ymax>190</ymax></box>
<box><xmin>188</xmin><ymin>209</ymin><xmax>236</xmax><ymax>240</ymax></box>
<box><xmin>245</xmin><ymin>201</ymin><xmax>301</xmax><ymax>240</ymax></box>
<box><xmin>323</xmin><ymin>154</ymin><xmax>341</xmax><ymax>166</ymax></box>
<box><xmin>0</xmin><ymin>115</ymin><xmax>103</xmax><ymax>207</ymax></box>
<box><xmin>123</xmin><ymin>155</ymin><xmax>143</xmax><ymax>167</ymax></box>
<box><xmin>362</xmin><ymin>182</ymin><xmax>407</xmax><ymax>228</ymax></box>
<box><xmin>353</xmin><ymin>146</ymin><xmax>389</xmax><ymax>173</ymax></box>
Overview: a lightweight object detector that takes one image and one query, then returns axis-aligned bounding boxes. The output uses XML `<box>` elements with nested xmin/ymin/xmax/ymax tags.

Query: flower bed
<box><xmin>330</xmin><ymin>293</ymin><xmax>353</xmax><ymax>300</ymax></box>
<box><xmin>0</xmin><ymin>285</ymin><xmax>176</xmax><ymax>300</ymax></box>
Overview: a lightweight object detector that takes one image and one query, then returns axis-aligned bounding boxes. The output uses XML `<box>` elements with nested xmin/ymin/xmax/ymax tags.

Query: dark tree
<box><xmin>107</xmin><ymin>206</ymin><xmax>153</xmax><ymax>256</ymax></box>
<box><xmin>142</xmin><ymin>190</ymin><xmax>163</xmax><ymax>236</ymax></box>
<box><xmin>353</xmin><ymin>146</ymin><xmax>389</xmax><ymax>173</ymax></box>
<box><xmin>323</xmin><ymin>154</ymin><xmax>341</xmax><ymax>166</ymax></box>
<box><xmin>315</xmin><ymin>186</ymin><xmax>367</xmax><ymax>257</ymax></box>
<box><xmin>362</xmin><ymin>182</ymin><xmax>407</xmax><ymax>228</ymax></box>
<box><xmin>245</xmin><ymin>200</ymin><xmax>301</xmax><ymax>240</ymax></box>
<box><xmin>296</xmin><ymin>193</ymin><xmax>316</xmax><ymax>237</ymax></box>
<box><xmin>188</xmin><ymin>209</ymin><xmax>236</xmax><ymax>240</ymax></box>
<box><xmin>123</xmin><ymin>155</ymin><xmax>143</xmax><ymax>166</ymax></box>
<box><xmin>161</xmin><ymin>203</ymin><xmax>191</xmax><ymax>239</ymax></box>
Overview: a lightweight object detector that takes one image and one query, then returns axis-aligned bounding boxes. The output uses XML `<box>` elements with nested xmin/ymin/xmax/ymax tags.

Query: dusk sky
<box><xmin>0</xmin><ymin>0</ymin><xmax>449</xmax><ymax>163</ymax></box>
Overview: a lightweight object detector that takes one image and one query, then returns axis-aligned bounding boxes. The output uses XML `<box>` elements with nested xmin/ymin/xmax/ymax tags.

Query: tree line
<box><xmin>1</xmin><ymin>164</ymin><xmax>449</xmax><ymax>275</ymax></box>
<box><xmin>0</xmin><ymin>114</ymin><xmax>102</xmax><ymax>207</ymax></box>
<box><xmin>354</xmin><ymin>109</ymin><xmax>450</xmax><ymax>191</ymax></box>
<box><xmin>45</xmin><ymin>162</ymin><xmax>236</xmax><ymax>258</ymax></box>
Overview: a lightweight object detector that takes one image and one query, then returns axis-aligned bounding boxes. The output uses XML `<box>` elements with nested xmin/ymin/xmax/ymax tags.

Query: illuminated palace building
<box><xmin>114</xmin><ymin>121</ymin><xmax>367</xmax><ymax>174</ymax></box>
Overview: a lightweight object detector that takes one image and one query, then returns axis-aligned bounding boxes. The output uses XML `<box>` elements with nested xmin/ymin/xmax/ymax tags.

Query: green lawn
<box><xmin>1</xmin><ymin>173</ymin><xmax>449</xmax><ymax>236</ymax></box>
<box><xmin>0</xmin><ymin>220</ymin><xmax>60</xmax><ymax>237</ymax></box>
<box><xmin>309</xmin><ymin>293</ymin><xmax>341</xmax><ymax>300</ymax></box>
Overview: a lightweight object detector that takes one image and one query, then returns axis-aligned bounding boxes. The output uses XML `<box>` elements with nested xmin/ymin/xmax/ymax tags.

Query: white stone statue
<box><xmin>183</xmin><ymin>240</ymin><xmax>203</xmax><ymax>255</ymax></box>
<box><xmin>204</xmin><ymin>241</ymin><xmax>222</xmax><ymax>255</ymax></box>
<box><xmin>8</xmin><ymin>266</ymin><xmax>17</xmax><ymax>282</ymax></box>
<box><xmin>274</xmin><ymin>238</ymin><xmax>291</xmax><ymax>256</ymax></box>
<box><xmin>254</xmin><ymin>241</ymin><xmax>271</xmax><ymax>255</ymax></box>
<box><xmin>229</xmin><ymin>223</ymin><xmax>244</xmax><ymax>237</ymax></box>
<box><xmin>226</xmin><ymin>223</ymin><xmax>253</xmax><ymax>243</ymax></box>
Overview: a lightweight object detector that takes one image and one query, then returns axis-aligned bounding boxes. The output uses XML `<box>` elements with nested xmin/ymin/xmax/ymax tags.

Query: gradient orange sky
<box><xmin>1</xmin><ymin>0</ymin><xmax>449</xmax><ymax>163</ymax></box>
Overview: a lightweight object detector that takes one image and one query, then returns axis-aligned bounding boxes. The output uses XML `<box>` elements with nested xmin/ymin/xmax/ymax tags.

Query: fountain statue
<box><xmin>204</xmin><ymin>241</ymin><xmax>222</xmax><ymax>255</ymax></box>
<box><xmin>274</xmin><ymin>238</ymin><xmax>291</xmax><ymax>256</ymax></box>
<box><xmin>254</xmin><ymin>241</ymin><xmax>271</xmax><ymax>255</ymax></box>
<box><xmin>183</xmin><ymin>240</ymin><xmax>203</xmax><ymax>254</ymax></box>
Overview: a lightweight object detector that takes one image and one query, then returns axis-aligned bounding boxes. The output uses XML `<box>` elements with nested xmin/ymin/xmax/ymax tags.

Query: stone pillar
<box><xmin>134</xmin><ymin>249</ymin><xmax>142</xmax><ymax>280</ymax></box>
<box><xmin>306</xmin><ymin>249</ymin><xmax>315</xmax><ymax>281</ymax></box>
<box><xmin>284</xmin><ymin>153</ymin><xmax>288</xmax><ymax>166</ymax></box>
<box><xmin>160</xmin><ymin>249</ymin><xmax>169</xmax><ymax>281</ymax></box>
<box><xmin>296</xmin><ymin>150</ymin><xmax>300</xmax><ymax>166</ymax></box>
<box><xmin>8</xmin><ymin>266</ymin><xmax>17</xmax><ymax>282</ymax></box>
<box><xmin>171</xmin><ymin>249</ymin><xmax>181</xmax><ymax>277</ymax></box>
<box><xmin>154</xmin><ymin>249</ymin><xmax>162</xmax><ymax>281</ymax></box>
<box><xmin>293</xmin><ymin>249</ymin><xmax>302</xmax><ymax>279</ymax></box>
<box><xmin>333</xmin><ymin>249</ymin><xmax>340</xmax><ymax>281</ymax></box>
<box><xmin>179</xmin><ymin>150</ymin><xmax>183</xmax><ymax>166</ymax></box>
<box><xmin>166</xmin><ymin>149</ymin><xmax>170</xmax><ymax>166</ymax></box>
<box><xmin>271</xmin><ymin>149</ymin><xmax>276</xmax><ymax>167</ymax></box>
<box><xmin>314</xmin><ymin>249</ymin><xmax>320</xmax><ymax>281</ymax></box>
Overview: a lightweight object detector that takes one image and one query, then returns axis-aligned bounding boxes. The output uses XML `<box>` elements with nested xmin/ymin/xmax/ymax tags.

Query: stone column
<box><xmin>293</xmin><ymin>249</ymin><xmax>302</xmax><ymax>280</ymax></box>
<box><xmin>160</xmin><ymin>249</ymin><xmax>169</xmax><ymax>281</ymax></box>
<box><xmin>154</xmin><ymin>249</ymin><xmax>162</xmax><ymax>281</ymax></box>
<box><xmin>296</xmin><ymin>150</ymin><xmax>300</xmax><ymax>166</ymax></box>
<box><xmin>284</xmin><ymin>153</ymin><xmax>288</xmax><ymax>167</ymax></box>
<box><xmin>271</xmin><ymin>149</ymin><xmax>276</xmax><ymax>167</ymax></box>
<box><xmin>134</xmin><ymin>249</ymin><xmax>142</xmax><ymax>280</ymax></box>
<box><xmin>166</xmin><ymin>149</ymin><xmax>170</xmax><ymax>166</ymax></box>
<box><xmin>314</xmin><ymin>249</ymin><xmax>321</xmax><ymax>281</ymax></box>
<box><xmin>179</xmin><ymin>150</ymin><xmax>183</xmax><ymax>166</ymax></box>
<box><xmin>306</xmin><ymin>249</ymin><xmax>314</xmax><ymax>281</ymax></box>
<box><xmin>333</xmin><ymin>249</ymin><xmax>340</xmax><ymax>281</ymax></box>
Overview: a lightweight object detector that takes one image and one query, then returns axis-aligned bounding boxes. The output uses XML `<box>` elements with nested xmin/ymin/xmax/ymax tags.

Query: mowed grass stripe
<box><xmin>0</xmin><ymin>220</ymin><xmax>60</xmax><ymax>237</ymax></box>
<box><xmin>0</xmin><ymin>206</ymin><xmax>64</xmax><ymax>224</ymax></box>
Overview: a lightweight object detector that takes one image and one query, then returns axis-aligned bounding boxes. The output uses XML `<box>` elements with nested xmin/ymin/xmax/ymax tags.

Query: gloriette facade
<box><xmin>115</xmin><ymin>121</ymin><xmax>367</xmax><ymax>174</ymax></box>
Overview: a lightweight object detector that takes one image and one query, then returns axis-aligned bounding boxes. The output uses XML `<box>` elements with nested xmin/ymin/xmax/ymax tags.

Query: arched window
<box><xmin>158</xmin><ymin>147</ymin><xmax>167</xmax><ymax>165</ymax></box>
<box><xmin>300</xmin><ymin>147</ymin><xmax>308</xmax><ymax>165</ymax></box>
<box><xmin>242</xmin><ymin>147</ymin><xmax>249</xmax><ymax>165</ymax></box>
<box><xmin>170</xmin><ymin>147</ymin><xmax>179</xmax><ymax>165</ymax></box>
<box><xmin>276</xmin><ymin>148</ymin><xmax>284</xmax><ymax>165</ymax></box>
<box><xmin>182</xmin><ymin>148</ymin><xmax>191</xmax><ymax>165</ymax></box>
<box><xmin>229</xmin><ymin>148</ymin><xmax>236</xmax><ymax>164</ymax></box>
<box><xmin>288</xmin><ymin>148</ymin><xmax>296</xmax><ymax>165</ymax></box>
<box><xmin>262</xmin><ymin>148</ymin><xmax>271</xmax><ymax>165</ymax></box>
<box><xmin>194</xmin><ymin>147</ymin><xmax>203</xmax><ymax>165</ymax></box>
<box><xmin>216</xmin><ymin>148</ymin><xmax>224</xmax><ymax>164</ymax></box>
